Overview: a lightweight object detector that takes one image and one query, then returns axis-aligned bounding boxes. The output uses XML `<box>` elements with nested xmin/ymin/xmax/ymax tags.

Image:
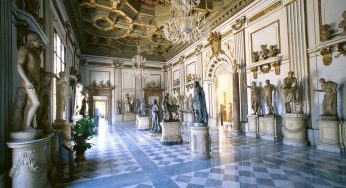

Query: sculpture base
<box><xmin>52</xmin><ymin>120</ymin><xmax>67</xmax><ymax>129</ymax></box>
<box><xmin>136</xmin><ymin>116</ymin><xmax>151</xmax><ymax>131</ymax></box>
<box><xmin>7</xmin><ymin>135</ymin><xmax>52</xmax><ymax>188</ymax></box>
<box><xmin>259</xmin><ymin>115</ymin><xmax>279</xmax><ymax>141</ymax></box>
<box><xmin>124</xmin><ymin>113</ymin><xmax>135</xmax><ymax>122</ymax></box>
<box><xmin>10</xmin><ymin>129</ymin><xmax>43</xmax><ymax>141</ymax></box>
<box><xmin>317</xmin><ymin>118</ymin><xmax>342</xmax><ymax>153</ymax></box>
<box><xmin>160</xmin><ymin>121</ymin><xmax>183</xmax><ymax>145</ymax></box>
<box><xmin>114</xmin><ymin>114</ymin><xmax>123</xmax><ymax>122</ymax></box>
<box><xmin>190</xmin><ymin>125</ymin><xmax>211</xmax><ymax>159</ymax></box>
<box><xmin>283</xmin><ymin>113</ymin><xmax>308</xmax><ymax>147</ymax></box>
<box><xmin>71</xmin><ymin>115</ymin><xmax>83</xmax><ymax>124</ymax></box>
<box><xmin>246</xmin><ymin>115</ymin><xmax>258</xmax><ymax>138</ymax></box>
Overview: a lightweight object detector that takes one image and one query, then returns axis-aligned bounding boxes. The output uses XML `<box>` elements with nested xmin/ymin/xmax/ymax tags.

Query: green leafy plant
<box><xmin>72</xmin><ymin>117</ymin><xmax>95</xmax><ymax>153</ymax></box>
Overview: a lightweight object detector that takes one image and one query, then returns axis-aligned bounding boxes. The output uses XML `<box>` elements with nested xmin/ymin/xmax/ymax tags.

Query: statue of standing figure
<box><xmin>17</xmin><ymin>32</ymin><xmax>42</xmax><ymax>130</ymax></box>
<box><xmin>56</xmin><ymin>71</ymin><xmax>67</xmax><ymax>121</ymax></box>
<box><xmin>281</xmin><ymin>71</ymin><xmax>299</xmax><ymax>113</ymax></box>
<box><xmin>263</xmin><ymin>80</ymin><xmax>276</xmax><ymax>115</ymax></box>
<box><xmin>116</xmin><ymin>99</ymin><xmax>122</xmax><ymax>114</ymax></box>
<box><xmin>139</xmin><ymin>99</ymin><xmax>148</xmax><ymax>117</ymax></box>
<box><xmin>314</xmin><ymin>78</ymin><xmax>338</xmax><ymax>117</ymax></box>
<box><xmin>193</xmin><ymin>81</ymin><xmax>208</xmax><ymax>124</ymax></box>
<box><xmin>162</xmin><ymin>93</ymin><xmax>173</xmax><ymax>121</ymax></box>
<box><xmin>151</xmin><ymin>99</ymin><xmax>161</xmax><ymax>132</ymax></box>
<box><xmin>244</xmin><ymin>81</ymin><xmax>261</xmax><ymax>115</ymax></box>
<box><xmin>125</xmin><ymin>94</ymin><xmax>133</xmax><ymax>113</ymax></box>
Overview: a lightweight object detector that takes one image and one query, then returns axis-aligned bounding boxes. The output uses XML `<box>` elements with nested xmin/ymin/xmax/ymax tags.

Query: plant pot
<box><xmin>75</xmin><ymin>150</ymin><xmax>86</xmax><ymax>162</ymax></box>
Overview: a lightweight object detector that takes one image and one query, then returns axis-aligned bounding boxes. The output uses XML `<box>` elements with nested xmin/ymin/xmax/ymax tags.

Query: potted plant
<box><xmin>72</xmin><ymin>116</ymin><xmax>95</xmax><ymax>162</ymax></box>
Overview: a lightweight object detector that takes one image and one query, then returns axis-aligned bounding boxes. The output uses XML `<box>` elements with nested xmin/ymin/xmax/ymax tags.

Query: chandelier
<box><xmin>132</xmin><ymin>42</ymin><xmax>150</xmax><ymax>78</ymax></box>
<box><xmin>163</xmin><ymin>0</ymin><xmax>210</xmax><ymax>44</ymax></box>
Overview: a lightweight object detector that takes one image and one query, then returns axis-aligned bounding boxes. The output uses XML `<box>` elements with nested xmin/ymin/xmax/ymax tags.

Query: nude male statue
<box><xmin>17</xmin><ymin>32</ymin><xmax>42</xmax><ymax>130</ymax></box>
<box><xmin>263</xmin><ymin>80</ymin><xmax>275</xmax><ymax>115</ymax></box>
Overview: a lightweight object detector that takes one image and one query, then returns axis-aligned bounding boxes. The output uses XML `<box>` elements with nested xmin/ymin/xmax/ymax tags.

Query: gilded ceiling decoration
<box><xmin>63</xmin><ymin>0</ymin><xmax>254</xmax><ymax>61</ymax></box>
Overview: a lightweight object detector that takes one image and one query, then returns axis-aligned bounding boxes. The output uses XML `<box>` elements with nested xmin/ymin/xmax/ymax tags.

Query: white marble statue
<box><xmin>244</xmin><ymin>81</ymin><xmax>261</xmax><ymax>115</ymax></box>
<box><xmin>281</xmin><ymin>71</ymin><xmax>299</xmax><ymax>113</ymax></box>
<box><xmin>263</xmin><ymin>80</ymin><xmax>276</xmax><ymax>115</ymax></box>
<box><xmin>186</xmin><ymin>94</ymin><xmax>194</xmax><ymax>113</ymax></box>
<box><xmin>17</xmin><ymin>32</ymin><xmax>42</xmax><ymax>130</ymax></box>
<box><xmin>56</xmin><ymin>71</ymin><xmax>67</xmax><ymax>121</ymax></box>
<box><xmin>125</xmin><ymin>93</ymin><xmax>133</xmax><ymax>113</ymax></box>
<box><xmin>73</xmin><ymin>83</ymin><xmax>83</xmax><ymax>116</ymax></box>
<box><xmin>314</xmin><ymin>78</ymin><xmax>338</xmax><ymax>117</ymax></box>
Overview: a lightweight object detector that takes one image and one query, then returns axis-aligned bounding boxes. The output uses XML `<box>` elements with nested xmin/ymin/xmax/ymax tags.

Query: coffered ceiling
<box><xmin>63</xmin><ymin>0</ymin><xmax>254</xmax><ymax>62</ymax></box>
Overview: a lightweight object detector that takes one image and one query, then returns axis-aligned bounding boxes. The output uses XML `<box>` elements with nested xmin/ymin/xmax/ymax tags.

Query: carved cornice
<box><xmin>248</xmin><ymin>1</ymin><xmax>281</xmax><ymax>24</ymax></box>
<box><xmin>231</xmin><ymin>16</ymin><xmax>246</xmax><ymax>31</ymax></box>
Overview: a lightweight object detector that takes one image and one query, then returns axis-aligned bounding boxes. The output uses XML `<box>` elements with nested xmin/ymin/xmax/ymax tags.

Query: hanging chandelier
<box><xmin>132</xmin><ymin>42</ymin><xmax>150</xmax><ymax>78</ymax></box>
<box><xmin>163</xmin><ymin>0</ymin><xmax>210</xmax><ymax>44</ymax></box>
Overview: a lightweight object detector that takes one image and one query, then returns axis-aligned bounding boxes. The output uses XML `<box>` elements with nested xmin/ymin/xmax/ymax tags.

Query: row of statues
<box><xmin>245</xmin><ymin>71</ymin><xmax>338</xmax><ymax>118</ymax></box>
<box><xmin>91</xmin><ymin>79</ymin><xmax>111</xmax><ymax>88</ymax></box>
<box><xmin>252</xmin><ymin>45</ymin><xmax>280</xmax><ymax>63</ymax></box>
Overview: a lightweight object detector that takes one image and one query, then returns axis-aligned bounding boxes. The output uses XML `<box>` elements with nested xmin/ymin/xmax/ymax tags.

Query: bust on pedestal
<box><xmin>281</xmin><ymin>71</ymin><xmax>307</xmax><ymax>147</ymax></box>
<box><xmin>160</xmin><ymin>93</ymin><xmax>182</xmax><ymax>145</ymax></box>
<box><xmin>314</xmin><ymin>78</ymin><xmax>342</xmax><ymax>153</ymax></box>
<box><xmin>190</xmin><ymin>81</ymin><xmax>211</xmax><ymax>159</ymax></box>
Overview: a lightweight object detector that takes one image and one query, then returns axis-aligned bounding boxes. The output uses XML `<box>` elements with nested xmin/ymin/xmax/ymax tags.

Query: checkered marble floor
<box><xmin>59</xmin><ymin>119</ymin><xmax>346</xmax><ymax>188</ymax></box>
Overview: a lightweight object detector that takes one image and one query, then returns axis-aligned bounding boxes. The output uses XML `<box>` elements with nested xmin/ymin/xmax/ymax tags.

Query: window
<box><xmin>53</xmin><ymin>31</ymin><xmax>66</xmax><ymax>120</ymax></box>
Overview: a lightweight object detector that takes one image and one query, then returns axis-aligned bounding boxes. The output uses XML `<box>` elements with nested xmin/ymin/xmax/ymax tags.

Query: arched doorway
<box><xmin>203</xmin><ymin>54</ymin><xmax>234</xmax><ymax>127</ymax></box>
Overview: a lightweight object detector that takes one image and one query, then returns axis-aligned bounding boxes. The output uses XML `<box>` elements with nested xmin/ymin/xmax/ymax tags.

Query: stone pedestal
<box><xmin>50</xmin><ymin>130</ymin><xmax>61</xmax><ymax>185</ymax></box>
<box><xmin>124</xmin><ymin>113</ymin><xmax>135</xmax><ymax>122</ymax></box>
<box><xmin>259</xmin><ymin>115</ymin><xmax>278</xmax><ymax>141</ymax></box>
<box><xmin>136</xmin><ymin>115</ymin><xmax>151</xmax><ymax>131</ymax></box>
<box><xmin>182</xmin><ymin>112</ymin><xmax>193</xmax><ymax>126</ymax></box>
<box><xmin>246</xmin><ymin>115</ymin><xmax>258</xmax><ymax>138</ymax></box>
<box><xmin>283</xmin><ymin>113</ymin><xmax>308</xmax><ymax>147</ymax></box>
<box><xmin>52</xmin><ymin>120</ymin><xmax>67</xmax><ymax>129</ymax></box>
<box><xmin>190</xmin><ymin>124</ymin><xmax>211</xmax><ymax>159</ymax></box>
<box><xmin>115</xmin><ymin>114</ymin><xmax>123</xmax><ymax>122</ymax></box>
<box><xmin>71</xmin><ymin>115</ymin><xmax>82</xmax><ymax>124</ymax></box>
<box><xmin>317</xmin><ymin>117</ymin><xmax>342</xmax><ymax>153</ymax></box>
<box><xmin>160</xmin><ymin>121</ymin><xmax>183</xmax><ymax>145</ymax></box>
<box><xmin>342</xmin><ymin>122</ymin><xmax>346</xmax><ymax>153</ymax></box>
<box><xmin>7</xmin><ymin>135</ymin><xmax>52</xmax><ymax>188</ymax></box>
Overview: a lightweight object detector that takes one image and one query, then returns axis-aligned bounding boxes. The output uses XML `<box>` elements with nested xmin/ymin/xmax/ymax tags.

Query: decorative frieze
<box><xmin>248</xmin><ymin>1</ymin><xmax>281</xmax><ymax>24</ymax></box>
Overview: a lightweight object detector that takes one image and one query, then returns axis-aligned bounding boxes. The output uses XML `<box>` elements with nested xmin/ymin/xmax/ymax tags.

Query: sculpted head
<box><xmin>152</xmin><ymin>99</ymin><xmax>157</xmax><ymax>105</ymax></box>
<box><xmin>265</xmin><ymin>79</ymin><xmax>270</xmax><ymax>84</ymax></box>
<box><xmin>194</xmin><ymin>81</ymin><xmax>200</xmax><ymax>88</ymax></box>
<box><xmin>58</xmin><ymin>71</ymin><xmax>66</xmax><ymax>78</ymax></box>
<box><xmin>26</xmin><ymin>32</ymin><xmax>41</xmax><ymax>48</ymax></box>
<box><xmin>288</xmin><ymin>71</ymin><xmax>294</xmax><ymax>77</ymax></box>
<box><xmin>319</xmin><ymin>78</ymin><xmax>326</xmax><ymax>83</ymax></box>
<box><xmin>251</xmin><ymin>81</ymin><xmax>256</xmax><ymax>86</ymax></box>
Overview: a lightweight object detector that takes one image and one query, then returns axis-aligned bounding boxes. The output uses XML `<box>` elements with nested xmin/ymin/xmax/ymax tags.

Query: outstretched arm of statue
<box><xmin>17</xmin><ymin>47</ymin><xmax>33</xmax><ymax>89</ymax></box>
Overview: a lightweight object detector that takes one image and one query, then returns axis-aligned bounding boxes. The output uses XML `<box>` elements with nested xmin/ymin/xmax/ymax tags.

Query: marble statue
<box><xmin>162</xmin><ymin>93</ymin><xmax>173</xmax><ymax>121</ymax></box>
<box><xmin>338</xmin><ymin>11</ymin><xmax>346</xmax><ymax>36</ymax></box>
<box><xmin>139</xmin><ymin>99</ymin><xmax>148</xmax><ymax>117</ymax></box>
<box><xmin>73</xmin><ymin>83</ymin><xmax>83</xmax><ymax>116</ymax></box>
<box><xmin>91</xmin><ymin>80</ymin><xmax>97</xmax><ymax>87</ymax></box>
<box><xmin>125</xmin><ymin>93</ymin><xmax>133</xmax><ymax>113</ymax></box>
<box><xmin>186</xmin><ymin>94</ymin><xmax>194</xmax><ymax>112</ymax></box>
<box><xmin>80</xmin><ymin>91</ymin><xmax>87</xmax><ymax>117</ymax></box>
<box><xmin>99</xmin><ymin>80</ymin><xmax>104</xmax><ymax>87</ymax></box>
<box><xmin>177</xmin><ymin>94</ymin><xmax>184</xmax><ymax>110</ymax></box>
<box><xmin>106</xmin><ymin>80</ymin><xmax>111</xmax><ymax>87</ymax></box>
<box><xmin>151</xmin><ymin>99</ymin><xmax>161</xmax><ymax>132</ymax></box>
<box><xmin>314</xmin><ymin>78</ymin><xmax>338</xmax><ymax>117</ymax></box>
<box><xmin>259</xmin><ymin>45</ymin><xmax>269</xmax><ymax>61</ymax></box>
<box><xmin>136</xmin><ymin>98</ymin><xmax>141</xmax><ymax>114</ymax></box>
<box><xmin>56</xmin><ymin>71</ymin><xmax>67</xmax><ymax>121</ymax></box>
<box><xmin>87</xmin><ymin>89</ymin><xmax>94</xmax><ymax>116</ymax></box>
<box><xmin>37</xmin><ymin>70</ymin><xmax>55</xmax><ymax>131</ymax></box>
<box><xmin>268</xmin><ymin>45</ymin><xmax>279</xmax><ymax>57</ymax></box>
<box><xmin>263</xmin><ymin>79</ymin><xmax>276</xmax><ymax>115</ymax></box>
<box><xmin>17</xmin><ymin>32</ymin><xmax>42</xmax><ymax>130</ymax></box>
<box><xmin>116</xmin><ymin>99</ymin><xmax>122</xmax><ymax>114</ymax></box>
<box><xmin>244</xmin><ymin>81</ymin><xmax>261</xmax><ymax>115</ymax></box>
<box><xmin>251</xmin><ymin>51</ymin><xmax>259</xmax><ymax>62</ymax></box>
<box><xmin>281</xmin><ymin>71</ymin><xmax>299</xmax><ymax>113</ymax></box>
<box><xmin>193</xmin><ymin>81</ymin><xmax>208</xmax><ymax>124</ymax></box>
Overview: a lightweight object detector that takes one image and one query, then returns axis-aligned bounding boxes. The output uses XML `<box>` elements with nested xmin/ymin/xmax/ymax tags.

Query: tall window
<box><xmin>53</xmin><ymin>31</ymin><xmax>66</xmax><ymax>120</ymax></box>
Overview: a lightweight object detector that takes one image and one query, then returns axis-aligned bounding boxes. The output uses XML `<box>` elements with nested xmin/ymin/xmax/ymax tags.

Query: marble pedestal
<box><xmin>7</xmin><ymin>135</ymin><xmax>52</xmax><ymax>188</ymax></box>
<box><xmin>115</xmin><ymin>114</ymin><xmax>123</xmax><ymax>122</ymax></box>
<box><xmin>124</xmin><ymin>113</ymin><xmax>135</xmax><ymax>122</ymax></box>
<box><xmin>71</xmin><ymin>115</ymin><xmax>82</xmax><ymax>124</ymax></box>
<box><xmin>246</xmin><ymin>115</ymin><xmax>258</xmax><ymax>138</ymax></box>
<box><xmin>136</xmin><ymin>116</ymin><xmax>151</xmax><ymax>131</ymax></box>
<box><xmin>317</xmin><ymin>117</ymin><xmax>342</xmax><ymax>153</ymax></box>
<box><xmin>190</xmin><ymin>124</ymin><xmax>211</xmax><ymax>159</ymax></box>
<box><xmin>182</xmin><ymin>112</ymin><xmax>193</xmax><ymax>126</ymax></box>
<box><xmin>283</xmin><ymin>113</ymin><xmax>308</xmax><ymax>147</ymax></box>
<box><xmin>160</xmin><ymin>121</ymin><xmax>183</xmax><ymax>145</ymax></box>
<box><xmin>259</xmin><ymin>115</ymin><xmax>278</xmax><ymax>141</ymax></box>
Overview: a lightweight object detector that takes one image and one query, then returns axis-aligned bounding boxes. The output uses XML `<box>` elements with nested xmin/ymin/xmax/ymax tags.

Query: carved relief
<box><xmin>231</xmin><ymin>16</ymin><xmax>246</xmax><ymax>31</ymax></box>
<box><xmin>208</xmin><ymin>32</ymin><xmax>224</xmax><ymax>58</ymax></box>
<box><xmin>335</xmin><ymin>42</ymin><xmax>346</xmax><ymax>58</ymax></box>
<box><xmin>338</xmin><ymin>10</ymin><xmax>346</xmax><ymax>36</ymax></box>
<box><xmin>320</xmin><ymin>47</ymin><xmax>332</xmax><ymax>66</ymax></box>
<box><xmin>9</xmin><ymin>151</ymin><xmax>45</xmax><ymax>178</ymax></box>
<box><xmin>320</xmin><ymin>24</ymin><xmax>333</xmax><ymax>42</ymax></box>
<box><xmin>195</xmin><ymin>44</ymin><xmax>203</xmax><ymax>54</ymax></box>
<box><xmin>260</xmin><ymin>63</ymin><xmax>271</xmax><ymax>74</ymax></box>
<box><xmin>251</xmin><ymin>67</ymin><xmax>258</xmax><ymax>79</ymax></box>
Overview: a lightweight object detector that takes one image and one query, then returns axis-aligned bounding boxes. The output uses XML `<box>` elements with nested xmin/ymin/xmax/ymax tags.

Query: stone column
<box><xmin>7</xmin><ymin>135</ymin><xmax>52</xmax><ymax>188</ymax></box>
<box><xmin>231</xmin><ymin>72</ymin><xmax>241</xmax><ymax>135</ymax></box>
